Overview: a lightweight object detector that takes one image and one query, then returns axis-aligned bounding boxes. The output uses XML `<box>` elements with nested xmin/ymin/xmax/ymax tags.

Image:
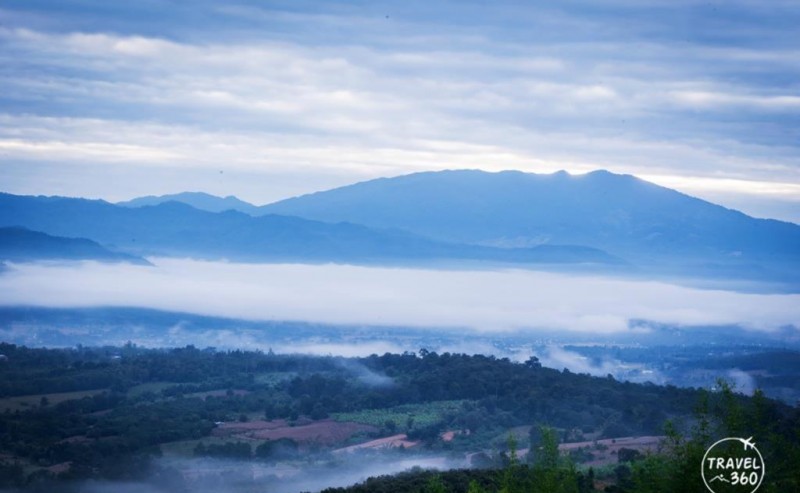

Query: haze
<box><xmin>1</xmin><ymin>259</ymin><xmax>797</xmax><ymax>336</ymax></box>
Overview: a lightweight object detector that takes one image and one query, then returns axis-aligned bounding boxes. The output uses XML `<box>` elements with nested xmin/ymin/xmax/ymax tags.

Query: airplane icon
<box><xmin>738</xmin><ymin>437</ymin><xmax>756</xmax><ymax>450</ymax></box>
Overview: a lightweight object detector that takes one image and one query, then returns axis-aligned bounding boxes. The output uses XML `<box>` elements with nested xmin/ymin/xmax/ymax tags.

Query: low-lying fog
<box><xmin>0</xmin><ymin>259</ymin><xmax>797</xmax><ymax>492</ymax></box>
<box><xmin>1</xmin><ymin>453</ymin><xmax>462</xmax><ymax>493</ymax></box>
<box><xmin>1</xmin><ymin>258</ymin><xmax>797</xmax><ymax>334</ymax></box>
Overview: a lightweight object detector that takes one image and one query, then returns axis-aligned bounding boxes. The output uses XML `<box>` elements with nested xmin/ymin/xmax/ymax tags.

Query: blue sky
<box><xmin>1</xmin><ymin>0</ymin><xmax>799</xmax><ymax>221</ymax></box>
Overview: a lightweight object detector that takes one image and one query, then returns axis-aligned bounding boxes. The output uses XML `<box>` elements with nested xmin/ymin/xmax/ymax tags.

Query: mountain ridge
<box><xmin>118</xmin><ymin>192</ymin><xmax>260</xmax><ymax>215</ymax></box>
<box><xmin>260</xmin><ymin>169</ymin><xmax>800</xmax><ymax>258</ymax></box>
<box><xmin>2</xmin><ymin>169</ymin><xmax>798</xmax><ymax>286</ymax></box>
<box><xmin>0</xmin><ymin>227</ymin><xmax>148</xmax><ymax>265</ymax></box>
<box><xmin>0</xmin><ymin>192</ymin><xmax>620</xmax><ymax>266</ymax></box>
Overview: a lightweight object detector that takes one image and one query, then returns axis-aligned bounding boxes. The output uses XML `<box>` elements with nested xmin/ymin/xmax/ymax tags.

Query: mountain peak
<box><xmin>260</xmin><ymin>169</ymin><xmax>800</xmax><ymax>265</ymax></box>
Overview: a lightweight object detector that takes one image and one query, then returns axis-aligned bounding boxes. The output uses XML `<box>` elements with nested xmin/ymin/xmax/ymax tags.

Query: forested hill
<box><xmin>0</xmin><ymin>346</ymin><xmax>699</xmax><ymax>440</ymax></box>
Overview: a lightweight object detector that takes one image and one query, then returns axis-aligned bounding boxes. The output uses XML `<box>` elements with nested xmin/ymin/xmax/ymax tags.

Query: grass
<box><xmin>160</xmin><ymin>436</ymin><xmax>258</xmax><ymax>457</ymax></box>
<box><xmin>0</xmin><ymin>389</ymin><xmax>107</xmax><ymax>412</ymax></box>
<box><xmin>332</xmin><ymin>400</ymin><xmax>470</xmax><ymax>431</ymax></box>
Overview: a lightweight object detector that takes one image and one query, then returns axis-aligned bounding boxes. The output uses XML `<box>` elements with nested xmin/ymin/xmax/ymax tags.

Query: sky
<box><xmin>1</xmin><ymin>0</ymin><xmax>799</xmax><ymax>222</ymax></box>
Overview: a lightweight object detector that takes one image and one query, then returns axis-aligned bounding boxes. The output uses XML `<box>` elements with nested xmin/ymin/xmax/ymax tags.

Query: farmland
<box><xmin>0</xmin><ymin>388</ymin><xmax>106</xmax><ymax>412</ymax></box>
<box><xmin>213</xmin><ymin>418</ymin><xmax>376</xmax><ymax>446</ymax></box>
<box><xmin>0</xmin><ymin>344</ymin><xmax>796</xmax><ymax>492</ymax></box>
<box><xmin>333</xmin><ymin>400</ymin><xmax>468</xmax><ymax>431</ymax></box>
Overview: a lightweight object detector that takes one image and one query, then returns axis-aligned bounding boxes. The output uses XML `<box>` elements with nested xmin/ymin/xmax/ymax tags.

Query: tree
<box><xmin>425</xmin><ymin>474</ymin><xmax>447</xmax><ymax>493</ymax></box>
<box><xmin>524</xmin><ymin>356</ymin><xmax>542</xmax><ymax>369</ymax></box>
<box><xmin>531</xmin><ymin>426</ymin><xmax>578</xmax><ymax>493</ymax></box>
<box><xmin>467</xmin><ymin>480</ymin><xmax>487</xmax><ymax>493</ymax></box>
<box><xmin>618</xmin><ymin>447</ymin><xmax>643</xmax><ymax>463</ymax></box>
<box><xmin>500</xmin><ymin>434</ymin><xmax>520</xmax><ymax>493</ymax></box>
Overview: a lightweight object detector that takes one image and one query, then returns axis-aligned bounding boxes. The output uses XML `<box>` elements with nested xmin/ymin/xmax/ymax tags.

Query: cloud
<box><xmin>670</xmin><ymin>90</ymin><xmax>800</xmax><ymax>111</ymax></box>
<box><xmin>0</xmin><ymin>138</ymin><xmax>181</xmax><ymax>163</ymax></box>
<box><xmin>275</xmin><ymin>342</ymin><xmax>405</xmax><ymax>359</ymax></box>
<box><xmin>0</xmin><ymin>259</ymin><xmax>797</xmax><ymax>335</ymax></box>
<box><xmin>64</xmin><ymin>454</ymin><xmax>462</xmax><ymax>493</ymax></box>
<box><xmin>334</xmin><ymin>359</ymin><xmax>396</xmax><ymax>387</ymax></box>
<box><xmin>725</xmin><ymin>368</ymin><xmax>757</xmax><ymax>395</ymax></box>
<box><xmin>533</xmin><ymin>346</ymin><xmax>665</xmax><ymax>384</ymax></box>
<box><xmin>0</xmin><ymin>0</ymin><xmax>799</xmax><ymax>222</ymax></box>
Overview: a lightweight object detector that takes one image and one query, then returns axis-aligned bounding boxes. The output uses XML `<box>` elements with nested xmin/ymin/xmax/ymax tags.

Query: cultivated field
<box><xmin>0</xmin><ymin>389</ymin><xmax>106</xmax><ymax>412</ymax></box>
<box><xmin>333</xmin><ymin>400</ymin><xmax>468</xmax><ymax>430</ymax></box>
<box><xmin>212</xmin><ymin>418</ymin><xmax>377</xmax><ymax>446</ymax></box>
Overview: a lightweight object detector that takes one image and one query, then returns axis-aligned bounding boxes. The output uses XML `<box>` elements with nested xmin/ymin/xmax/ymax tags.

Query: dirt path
<box><xmin>334</xmin><ymin>434</ymin><xmax>419</xmax><ymax>453</ymax></box>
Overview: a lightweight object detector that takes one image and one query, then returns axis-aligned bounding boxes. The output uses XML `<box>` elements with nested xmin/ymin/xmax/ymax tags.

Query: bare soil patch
<box><xmin>213</xmin><ymin>418</ymin><xmax>376</xmax><ymax>446</ymax></box>
<box><xmin>334</xmin><ymin>433</ymin><xmax>419</xmax><ymax>453</ymax></box>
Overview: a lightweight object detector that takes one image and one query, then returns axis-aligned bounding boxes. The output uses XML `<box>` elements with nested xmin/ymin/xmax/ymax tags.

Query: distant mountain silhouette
<box><xmin>261</xmin><ymin>169</ymin><xmax>800</xmax><ymax>284</ymax></box>
<box><xmin>0</xmin><ymin>227</ymin><xmax>147</xmax><ymax>264</ymax></box>
<box><xmin>118</xmin><ymin>192</ymin><xmax>260</xmax><ymax>215</ymax></box>
<box><xmin>0</xmin><ymin>193</ymin><xmax>619</xmax><ymax>266</ymax></box>
<box><xmin>3</xmin><ymin>168</ymin><xmax>798</xmax><ymax>285</ymax></box>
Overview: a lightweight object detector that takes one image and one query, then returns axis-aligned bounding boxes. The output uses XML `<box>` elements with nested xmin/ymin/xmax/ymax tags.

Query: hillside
<box><xmin>0</xmin><ymin>193</ymin><xmax>618</xmax><ymax>266</ymax></box>
<box><xmin>261</xmin><ymin>169</ymin><xmax>800</xmax><ymax>286</ymax></box>
<box><xmin>262</xmin><ymin>169</ymin><xmax>800</xmax><ymax>258</ymax></box>
<box><xmin>0</xmin><ymin>345</ymin><xmax>795</xmax><ymax>492</ymax></box>
<box><xmin>0</xmin><ymin>227</ymin><xmax>147</xmax><ymax>264</ymax></box>
<box><xmin>3</xmin><ymin>168</ymin><xmax>799</xmax><ymax>284</ymax></box>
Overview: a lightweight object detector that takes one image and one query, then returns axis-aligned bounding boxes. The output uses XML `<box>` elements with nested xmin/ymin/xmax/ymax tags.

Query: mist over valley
<box><xmin>1</xmin><ymin>0</ymin><xmax>799</xmax><ymax>490</ymax></box>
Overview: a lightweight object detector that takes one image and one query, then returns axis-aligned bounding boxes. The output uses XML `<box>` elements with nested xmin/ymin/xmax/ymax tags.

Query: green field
<box><xmin>0</xmin><ymin>389</ymin><xmax>107</xmax><ymax>412</ymax></box>
<box><xmin>333</xmin><ymin>400</ymin><xmax>469</xmax><ymax>430</ymax></box>
<box><xmin>160</xmin><ymin>436</ymin><xmax>259</xmax><ymax>457</ymax></box>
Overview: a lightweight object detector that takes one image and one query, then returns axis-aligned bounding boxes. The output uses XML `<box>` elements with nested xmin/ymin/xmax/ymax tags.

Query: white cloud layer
<box><xmin>0</xmin><ymin>259</ymin><xmax>797</xmax><ymax>334</ymax></box>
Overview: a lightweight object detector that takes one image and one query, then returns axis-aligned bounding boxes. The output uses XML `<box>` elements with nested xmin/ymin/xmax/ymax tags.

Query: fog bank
<box><xmin>0</xmin><ymin>258</ymin><xmax>797</xmax><ymax>334</ymax></box>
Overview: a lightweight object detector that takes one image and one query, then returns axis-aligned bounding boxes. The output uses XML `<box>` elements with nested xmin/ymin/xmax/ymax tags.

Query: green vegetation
<box><xmin>333</xmin><ymin>400</ymin><xmax>468</xmax><ymax>431</ymax></box>
<box><xmin>125</xmin><ymin>381</ymin><xmax>177</xmax><ymax>398</ymax></box>
<box><xmin>0</xmin><ymin>344</ymin><xmax>796</xmax><ymax>491</ymax></box>
<box><xmin>322</xmin><ymin>384</ymin><xmax>800</xmax><ymax>492</ymax></box>
<box><xmin>0</xmin><ymin>389</ymin><xmax>107</xmax><ymax>413</ymax></box>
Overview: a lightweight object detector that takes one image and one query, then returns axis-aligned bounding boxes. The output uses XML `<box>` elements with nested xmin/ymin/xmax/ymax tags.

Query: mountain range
<box><xmin>118</xmin><ymin>192</ymin><xmax>261</xmax><ymax>215</ymax></box>
<box><xmin>0</xmin><ymin>189</ymin><xmax>619</xmax><ymax>266</ymax></box>
<box><xmin>262</xmin><ymin>170</ymin><xmax>800</xmax><ymax>259</ymax></box>
<box><xmin>0</xmin><ymin>227</ymin><xmax>147</xmax><ymax>264</ymax></box>
<box><xmin>1</xmin><ymin>170</ymin><xmax>798</xmax><ymax>286</ymax></box>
